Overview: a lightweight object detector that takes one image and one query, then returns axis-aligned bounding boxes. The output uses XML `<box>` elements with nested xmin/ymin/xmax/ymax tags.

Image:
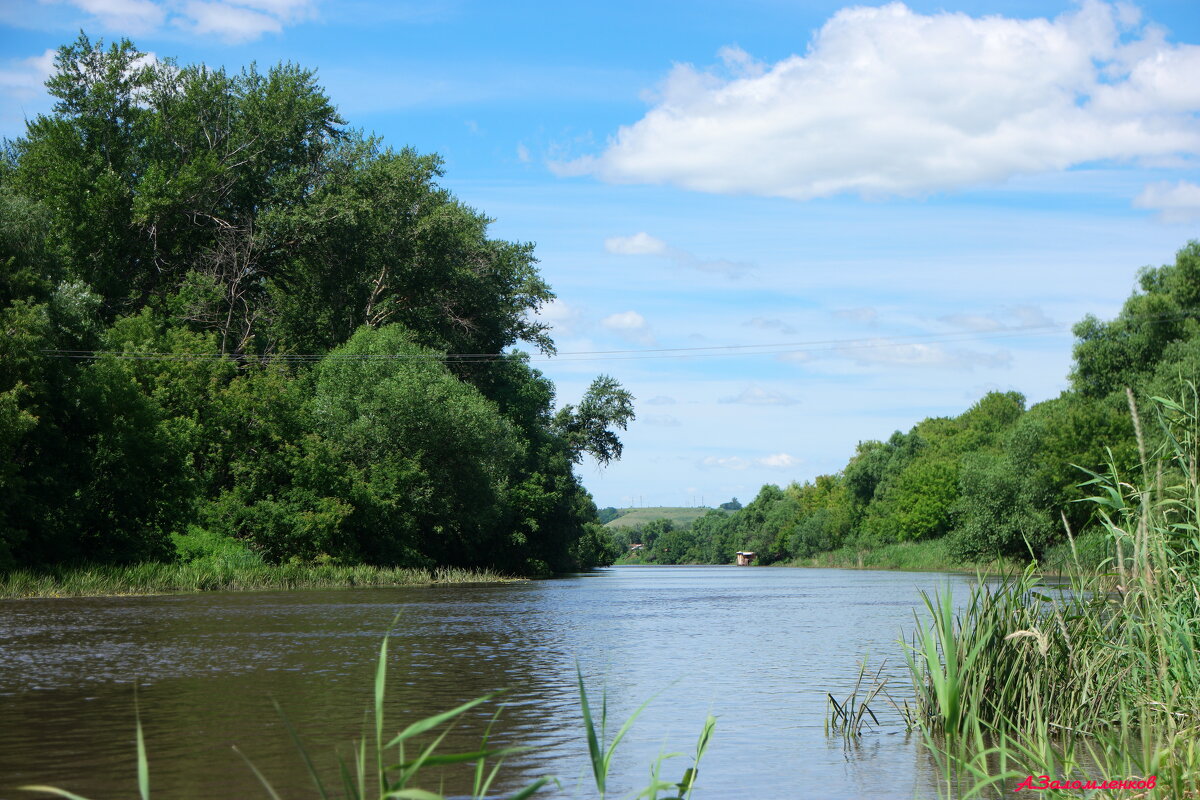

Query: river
<box><xmin>0</xmin><ymin>565</ymin><xmax>981</xmax><ymax>799</ymax></box>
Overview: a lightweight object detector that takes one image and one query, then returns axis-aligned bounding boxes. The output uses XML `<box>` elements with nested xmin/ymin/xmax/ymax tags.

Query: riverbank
<box><xmin>787</xmin><ymin>539</ymin><xmax>1003</xmax><ymax>572</ymax></box>
<box><xmin>786</xmin><ymin>530</ymin><xmax>1111</xmax><ymax>574</ymax></box>
<box><xmin>0</xmin><ymin>562</ymin><xmax>521</xmax><ymax>599</ymax></box>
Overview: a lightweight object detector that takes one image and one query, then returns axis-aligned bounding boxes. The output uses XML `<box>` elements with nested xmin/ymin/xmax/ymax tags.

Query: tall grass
<box><xmin>900</xmin><ymin>387</ymin><xmax>1200</xmax><ymax>797</ymax></box>
<box><xmin>0</xmin><ymin>563</ymin><xmax>518</xmax><ymax>599</ymax></box>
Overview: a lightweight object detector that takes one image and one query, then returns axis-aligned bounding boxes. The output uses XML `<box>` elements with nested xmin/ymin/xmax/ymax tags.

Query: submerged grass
<box><xmin>0</xmin><ymin>562</ymin><xmax>518</xmax><ymax>599</ymax></box>
<box><xmin>891</xmin><ymin>387</ymin><xmax>1200</xmax><ymax>797</ymax></box>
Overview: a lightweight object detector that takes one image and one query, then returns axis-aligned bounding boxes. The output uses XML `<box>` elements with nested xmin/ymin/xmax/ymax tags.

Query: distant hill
<box><xmin>603</xmin><ymin>507</ymin><xmax>725</xmax><ymax>529</ymax></box>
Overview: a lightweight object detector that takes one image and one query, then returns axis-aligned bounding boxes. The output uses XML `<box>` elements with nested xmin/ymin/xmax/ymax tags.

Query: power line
<box><xmin>34</xmin><ymin>308</ymin><xmax>1200</xmax><ymax>364</ymax></box>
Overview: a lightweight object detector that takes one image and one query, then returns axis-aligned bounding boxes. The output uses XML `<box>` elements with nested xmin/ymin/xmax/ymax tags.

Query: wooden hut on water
<box><xmin>735</xmin><ymin>551</ymin><xmax>756</xmax><ymax>566</ymax></box>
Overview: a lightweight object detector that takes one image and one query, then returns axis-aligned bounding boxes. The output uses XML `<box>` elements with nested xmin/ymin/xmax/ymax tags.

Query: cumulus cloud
<box><xmin>604</xmin><ymin>231</ymin><xmax>750</xmax><ymax>277</ymax></box>
<box><xmin>50</xmin><ymin>0</ymin><xmax>315</xmax><ymax>42</ymax></box>
<box><xmin>758</xmin><ymin>453</ymin><xmax>800</xmax><ymax>469</ymax></box>
<box><xmin>1135</xmin><ymin>180</ymin><xmax>1200</xmax><ymax>222</ymax></box>
<box><xmin>719</xmin><ymin>386</ymin><xmax>800</xmax><ymax>406</ymax></box>
<box><xmin>559</xmin><ymin>2</ymin><xmax>1200</xmax><ymax>199</ymax></box>
<box><xmin>601</xmin><ymin>310</ymin><xmax>655</xmax><ymax>345</ymax></box>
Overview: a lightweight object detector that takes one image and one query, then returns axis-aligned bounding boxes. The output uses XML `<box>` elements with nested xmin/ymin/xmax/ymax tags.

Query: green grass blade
<box><xmin>18</xmin><ymin>788</ymin><xmax>94</xmax><ymax>800</ymax></box>
<box><xmin>272</xmin><ymin>698</ymin><xmax>331</xmax><ymax>800</ymax></box>
<box><xmin>504</xmin><ymin>776</ymin><xmax>555</xmax><ymax>800</ymax></box>
<box><xmin>385</xmin><ymin>693</ymin><xmax>499</xmax><ymax>748</ymax></box>
<box><xmin>232</xmin><ymin>745</ymin><xmax>284</xmax><ymax>800</ymax></box>
<box><xmin>134</xmin><ymin>689</ymin><xmax>149</xmax><ymax>800</ymax></box>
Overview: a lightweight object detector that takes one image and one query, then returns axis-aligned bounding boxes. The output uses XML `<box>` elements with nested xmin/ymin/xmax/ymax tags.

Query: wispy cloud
<box><xmin>604</xmin><ymin>231</ymin><xmax>751</xmax><ymax>277</ymax></box>
<box><xmin>699</xmin><ymin>452</ymin><xmax>801</xmax><ymax>470</ymax></box>
<box><xmin>46</xmin><ymin>0</ymin><xmax>315</xmax><ymax>42</ymax></box>
<box><xmin>562</xmin><ymin>2</ymin><xmax>1200</xmax><ymax>199</ymax></box>
<box><xmin>1135</xmin><ymin>180</ymin><xmax>1200</xmax><ymax>222</ymax></box>
<box><xmin>744</xmin><ymin>317</ymin><xmax>797</xmax><ymax>335</ymax></box>
<box><xmin>642</xmin><ymin>413</ymin><xmax>681</xmax><ymax>427</ymax></box>
<box><xmin>834</xmin><ymin>307</ymin><xmax>878</xmax><ymax>325</ymax></box>
<box><xmin>835</xmin><ymin>338</ymin><xmax>1013</xmax><ymax>369</ymax></box>
<box><xmin>644</xmin><ymin>395</ymin><xmax>676</xmax><ymax>405</ymax></box>
<box><xmin>719</xmin><ymin>386</ymin><xmax>800</xmax><ymax>406</ymax></box>
<box><xmin>940</xmin><ymin>305</ymin><xmax>1056</xmax><ymax>331</ymax></box>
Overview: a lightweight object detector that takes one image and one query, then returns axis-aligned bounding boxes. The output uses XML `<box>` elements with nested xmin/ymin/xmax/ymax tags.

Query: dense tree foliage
<box><xmin>0</xmin><ymin>36</ymin><xmax>631</xmax><ymax>573</ymax></box>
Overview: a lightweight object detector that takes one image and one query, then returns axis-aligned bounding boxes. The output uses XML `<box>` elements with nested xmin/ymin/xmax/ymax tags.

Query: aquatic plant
<box><xmin>0</xmin><ymin>563</ymin><xmax>518</xmax><ymax>600</ymax></box>
<box><xmin>897</xmin><ymin>388</ymin><xmax>1200</xmax><ymax>797</ymax></box>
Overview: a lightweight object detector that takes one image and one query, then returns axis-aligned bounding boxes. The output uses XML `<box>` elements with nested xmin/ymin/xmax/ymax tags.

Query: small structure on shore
<box><xmin>629</xmin><ymin>543</ymin><xmax>644</xmax><ymax>552</ymax></box>
<box><xmin>735</xmin><ymin>551</ymin><xmax>756</xmax><ymax>566</ymax></box>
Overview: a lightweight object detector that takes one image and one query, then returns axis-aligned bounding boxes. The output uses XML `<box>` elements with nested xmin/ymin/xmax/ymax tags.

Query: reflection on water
<box><xmin>0</xmin><ymin>566</ymin><xmax>980</xmax><ymax>799</ymax></box>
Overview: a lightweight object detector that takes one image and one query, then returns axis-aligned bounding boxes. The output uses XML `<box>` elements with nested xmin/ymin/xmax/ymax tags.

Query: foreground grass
<box><xmin>894</xmin><ymin>389</ymin><xmax>1200</xmax><ymax>798</ymax></box>
<box><xmin>0</xmin><ymin>562</ymin><xmax>519</xmax><ymax>599</ymax></box>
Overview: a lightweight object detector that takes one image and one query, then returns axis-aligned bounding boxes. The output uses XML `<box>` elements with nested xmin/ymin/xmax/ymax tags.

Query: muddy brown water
<box><xmin>0</xmin><ymin>565</ymin><xmax>983</xmax><ymax>799</ymax></box>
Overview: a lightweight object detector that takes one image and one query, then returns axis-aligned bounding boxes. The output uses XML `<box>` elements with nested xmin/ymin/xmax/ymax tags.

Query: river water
<box><xmin>0</xmin><ymin>565</ymin><xmax>981</xmax><ymax>800</ymax></box>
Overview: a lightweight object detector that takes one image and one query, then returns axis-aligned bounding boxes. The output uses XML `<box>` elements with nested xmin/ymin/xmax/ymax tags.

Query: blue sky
<box><xmin>3</xmin><ymin>0</ymin><xmax>1200</xmax><ymax>508</ymax></box>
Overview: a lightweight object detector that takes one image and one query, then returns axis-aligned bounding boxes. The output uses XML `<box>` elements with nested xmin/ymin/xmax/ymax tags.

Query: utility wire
<box><xmin>34</xmin><ymin>308</ymin><xmax>1196</xmax><ymax>364</ymax></box>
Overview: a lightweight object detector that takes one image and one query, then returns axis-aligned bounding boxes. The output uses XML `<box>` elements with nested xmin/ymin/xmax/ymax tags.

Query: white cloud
<box><xmin>1134</xmin><ymin>180</ymin><xmax>1200</xmax><ymax>222</ymax></box>
<box><xmin>59</xmin><ymin>0</ymin><xmax>167</xmax><ymax>32</ymax></box>
<box><xmin>941</xmin><ymin>305</ymin><xmax>1057</xmax><ymax>331</ymax></box>
<box><xmin>744</xmin><ymin>317</ymin><xmax>797</xmax><ymax>335</ymax></box>
<box><xmin>719</xmin><ymin>386</ymin><xmax>799</xmax><ymax>406</ymax></box>
<box><xmin>604</xmin><ymin>231</ymin><xmax>749</xmax><ymax>277</ymax></box>
<box><xmin>700</xmin><ymin>456</ymin><xmax>750</xmax><ymax>470</ymax></box>
<box><xmin>51</xmin><ymin>0</ymin><xmax>315</xmax><ymax>42</ymax></box>
<box><xmin>516</xmin><ymin>142</ymin><xmax>531</xmax><ymax>163</ymax></box>
<box><xmin>562</xmin><ymin>2</ymin><xmax>1200</xmax><ymax>199</ymax></box>
<box><xmin>834</xmin><ymin>307</ymin><xmax>879</xmax><ymax>325</ymax></box>
<box><xmin>604</xmin><ymin>232</ymin><xmax>668</xmax><ymax>256</ymax></box>
<box><xmin>642</xmin><ymin>413</ymin><xmax>681</xmax><ymax>427</ymax></box>
<box><xmin>699</xmin><ymin>453</ymin><xmax>801</xmax><ymax>470</ymax></box>
<box><xmin>758</xmin><ymin>453</ymin><xmax>800</xmax><ymax>469</ymax></box>
<box><xmin>534</xmin><ymin>298</ymin><xmax>583</xmax><ymax>336</ymax></box>
<box><xmin>0</xmin><ymin>49</ymin><xmax>55</xmax><ymax>100</ymax></box>
<box><xmin>836</xmin><ymin>338</ymin><xmax>1012</xmax><ymax>369</ymax></box>
<box><xmin>601</xmin><ymin>310</ymin><xmax>655</xmax><ymax>345</ymax></box>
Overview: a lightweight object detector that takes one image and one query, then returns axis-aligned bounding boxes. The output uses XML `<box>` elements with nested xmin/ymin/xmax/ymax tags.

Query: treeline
<box><xmin>0</xmin><ymin>36</ymin><xmax>632</xmax><ymax>574</ymax></box>
<box><xmin>628</xmin><ymin>242</ymin><xmax>1200</xmax><ymax>567</ymax></box>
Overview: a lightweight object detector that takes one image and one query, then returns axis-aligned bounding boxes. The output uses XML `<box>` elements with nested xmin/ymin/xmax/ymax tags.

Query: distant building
<box><xmin>629</xmin><ymin>543</ymin><xmax>644</xmax><ymax>551</ymax></box>
<box><xmin>736</xmin><ymin>551</ymin><xmax>756</xmax><ymax>566</ymax></box>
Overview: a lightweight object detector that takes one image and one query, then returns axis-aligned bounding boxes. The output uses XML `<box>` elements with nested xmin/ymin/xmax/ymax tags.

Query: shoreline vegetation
<box><xmin>0</xmin><ymin>563</ymin><xmax>520</xmax><ymax>600</ymax></box>
<box><xmin>830</xmin><ymin>389</ymin><xmax>1200</xmax><ymax>798</ymax></box>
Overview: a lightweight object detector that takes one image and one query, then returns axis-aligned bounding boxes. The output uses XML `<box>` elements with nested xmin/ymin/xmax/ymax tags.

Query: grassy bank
<box><xmin>0</xmin><ymin>562</ymin><xmax>519</xmax><ymax>599</ymax></box>
<box><xmin>788</xmin><ymin>539</ymin><xmax>1011</xmax><ymax>573</ymax></box>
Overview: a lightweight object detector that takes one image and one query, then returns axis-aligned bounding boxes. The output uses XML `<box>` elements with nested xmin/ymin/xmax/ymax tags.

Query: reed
<box><xmin>0</xmin><ymin>563</ymin><xmax>519</xmax><ymax>599</ymax></box>
<box><xmin>899</xmin><ymin>386</ymin><xmax>1200</xmax><ymax>797</ymax></box>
